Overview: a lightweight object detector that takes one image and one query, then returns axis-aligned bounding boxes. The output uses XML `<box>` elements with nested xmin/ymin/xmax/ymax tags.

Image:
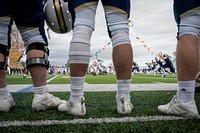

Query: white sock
<box><xmin>117</xmin><ymin>79</ymin><xmax>131</xmax><ymax>101</ymax></box>
<box><xmin>0</xmin><ymin>86</ymin><xmax>9</xmax><ymax>96</ymax></box>
<box><xmin>177</xmin><ymin>80</ymin><xmax>195</xmax><ymax>103</ymax></box>
<box><xmin>69</xmin><ymin>76</ymin><xmax>84</xmax><ymax>103</ymax></box>
<box><xmin>33</xmin><ymin>85</ymin><xmax>48</xmax><ymax>95</ymax></box>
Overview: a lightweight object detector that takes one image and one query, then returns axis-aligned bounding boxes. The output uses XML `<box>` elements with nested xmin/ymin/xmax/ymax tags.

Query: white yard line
<box><xmin>47</xmin><ymin>75</ymin><xmax>59</xmax><ymax>83</ymax></box>
<box><xmin>8</xmin><ymin>83</ymin><xmax>178</xmax><ymax>92</ymax></box>
<box><xmin>9</xmin><ymin>75</ymin><xmax>58</xmax><ymax>92</ymax></box>
<box><xmin>0</xmin><ymin>115</ymin><xmax>199</xmax><ymax>127</ymax></box>
<box><xmin>46</xmin><ymin>83</ymin><xmax>178</xmax><ymax>92</ymax></box>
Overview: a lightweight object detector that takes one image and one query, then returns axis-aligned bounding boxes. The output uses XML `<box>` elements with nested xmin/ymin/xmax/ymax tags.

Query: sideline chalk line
<box><xmin>0</xmin><ymin>115</ymin><xmax>199</xmax><ymax>127</ymax></box>
<box><xmin>17</xmin><ymin>75</ymin><xmax>59</xmax><ymax>92</ymax></box>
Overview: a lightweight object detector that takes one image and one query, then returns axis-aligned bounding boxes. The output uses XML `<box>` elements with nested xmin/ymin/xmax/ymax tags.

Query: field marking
<box><xmin>16</xmin><ymin>75</ymin><xmax>59</xmax><ymax>92</ymax></box>
<box><xmin>0</xmin><ymin>115</ymin><xmax>199</xmax><ymax>127</ymax></box>
<box><xmin>47</xmin><ymin>75</ymin><xmax>59</xmax><ymax>82</ymax></box>
<box><xmin>61</xmin><ymin>76</ymin><xmax>70</xmax><ymax>78</ymax></box>
<box><xmin>10</xmin><ymin>83</ymin><xmax>177</xmax><ymax>92</ymax></box>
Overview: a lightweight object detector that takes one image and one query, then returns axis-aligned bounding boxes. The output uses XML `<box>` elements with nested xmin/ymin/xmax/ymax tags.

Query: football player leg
<box><xmin>103</xmin><ymin>0</ymin><xmax>133</xmax><ymax>114</ymax></box>
<box><xmin>16</xmin><ymin>0</ymin><xmax>65</xmax><ymax>111</ymax></box>
<box><xmin>58</xmin><ymin>1</ymin><xmax>98</xmax><ymax>116</ymax></box>
<box><xmin>158</xmin><ymin>10</ymin><xmax>200</xmax><ymax>118</ymax></box>
<box><xmin>0</xmin><ymin>14</ymin><xmax>16</xmax><ymax>112</ymax></box>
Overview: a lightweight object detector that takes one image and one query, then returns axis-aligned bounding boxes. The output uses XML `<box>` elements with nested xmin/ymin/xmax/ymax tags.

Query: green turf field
<box><xmin>0</xmin><ymin>91</ymin><xmax>200</xmax><ymax>132</ymax></box>
<box><xmin>1</xmin><ymin>74</ymin><xmax>200</xmax><ymax>133</ymax></box>
<box><xmin>7</xmin><ymin>73</ymin><xmax>177</xmax><ymax>84</ymax></box>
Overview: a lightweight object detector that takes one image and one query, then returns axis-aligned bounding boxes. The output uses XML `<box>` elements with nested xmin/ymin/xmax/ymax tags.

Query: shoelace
<box><xmin>68</xmin><ymin>98</ymin><xmax>85</xmax><ymax>113</ymax></box>
<box><xmin>81</xmin><ymin>97</ymin><xmax>85</xmax><ymax>113</ymax></box>
<box><xmin>121</xmin><ymin>97</ymin><xmax>125</xmax><ymax>112</ymax></box>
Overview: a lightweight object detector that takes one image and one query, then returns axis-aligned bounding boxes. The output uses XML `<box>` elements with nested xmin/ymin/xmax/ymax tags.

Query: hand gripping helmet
<box><xmin>44</xmin><ymin>0</ymin><xmax>72</xmax><ymax>34</ymax></box>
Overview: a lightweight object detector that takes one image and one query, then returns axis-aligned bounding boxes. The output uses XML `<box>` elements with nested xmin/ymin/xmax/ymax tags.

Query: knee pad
<box><xmin>105</xmin><ymin>10</ymin><xmax>131</xmax><ymax>47</ymax></box>
<box><xmin>0</xmin><ymin>44</ymin><xmax>9</xmax><ymax>70</ymax></box>
<box><xmin>69</xmin><ymin>26</ymin><xmax>93</xmax><ymax>64</ymax></box>
<box><xmin>26</xmin><ymin>43</ymin><xmax>49</xmax><ymax>69</ymax></box>
<box><xmin>111</xmin><ymin>32</ymin><xmax>131</xmax><ymax>47</ymax></box>
<box><xmin>177</xmin><ymin>12</ymin><xmax>200</xmax><ymax>39</ymax></box>
<box><xmin>73</xmin><ymin>5</ymin><xmax>96</xmax><ymax>29</ymax></box>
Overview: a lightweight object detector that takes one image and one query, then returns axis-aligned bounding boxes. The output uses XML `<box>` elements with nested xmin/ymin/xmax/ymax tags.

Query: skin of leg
<box><xmin>113</xmin><ymin>44</ymin><xmax>133</xmax><ymax>80</ymax></box>
<box><xmin>176</xmin><ymin>35</ymin><xmax>199</xmax><ymax>81</ymax></box>
<box><xmin>70</xmin><ymin>64</ymin><xmax>88</xmax><ymax>77</ymax></box>
<box><xmin>0</xmin><ymin>53</ymin><xmax>6</xmax><ymax>88</ymax></box>
<box><xmin>69</xmin><ymin>44</ymin><xmax>133</xmax><ymax>78</ymax></box>
<box><xmin>26</xmin><ymin>49</ymin><xmax>47</xmax><ymax>87</ymax></box>
<box><xmin>195</xmin><ymin>39</ymin><xmax>200</xmax><ymax>86</ymax></box>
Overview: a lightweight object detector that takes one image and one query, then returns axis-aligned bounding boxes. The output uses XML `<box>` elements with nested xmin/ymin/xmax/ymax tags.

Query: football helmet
<box><xmin>44</xmin><ymin>0</ymin><xmax>72</xmax><ymax>34</ymax></box>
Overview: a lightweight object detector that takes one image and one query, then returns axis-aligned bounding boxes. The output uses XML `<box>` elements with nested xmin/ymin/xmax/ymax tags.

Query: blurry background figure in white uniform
<box><xmin>18</xmin><ymin>52</ymin><xmax>27</xmax><ymax>78</ymax></box>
